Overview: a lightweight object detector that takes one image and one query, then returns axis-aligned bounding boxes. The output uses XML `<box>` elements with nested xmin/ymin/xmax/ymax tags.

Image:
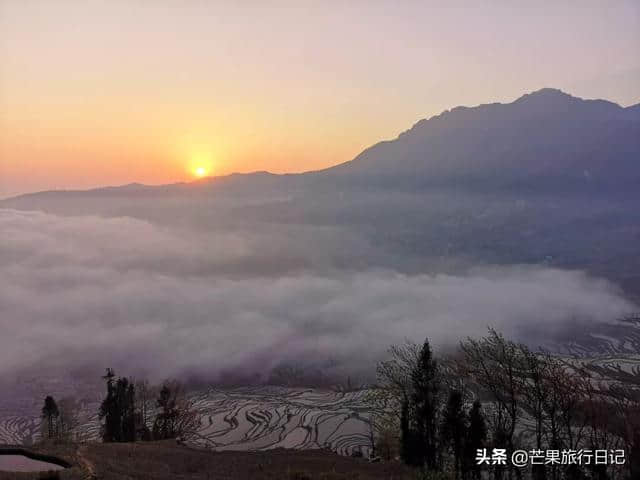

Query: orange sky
<box><xmin>1</xmin><ymin>1</ymin><xmax>639</xmax><ymax>197</ymax></box>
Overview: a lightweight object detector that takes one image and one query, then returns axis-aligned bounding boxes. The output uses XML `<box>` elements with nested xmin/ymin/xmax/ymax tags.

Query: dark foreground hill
<box><xmin>0</xmin><ymin>441</ymin><xmax>412</xmax><ymax>480</ymax></box>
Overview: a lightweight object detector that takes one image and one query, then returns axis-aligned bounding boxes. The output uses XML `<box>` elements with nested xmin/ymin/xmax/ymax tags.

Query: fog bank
<box><xmin>1</xmin><ymin>209</ymin><xmax>635</xmax><ymax>384</ymax></box>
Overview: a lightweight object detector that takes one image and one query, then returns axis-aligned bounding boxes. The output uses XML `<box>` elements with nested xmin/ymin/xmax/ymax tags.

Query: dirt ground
<box><xmin>0</xmin><ymin>442</ymin><xmax>414</xmax><ymax>480</ymax></box>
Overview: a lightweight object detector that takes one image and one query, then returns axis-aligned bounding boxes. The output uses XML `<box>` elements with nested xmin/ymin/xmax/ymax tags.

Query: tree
<box><xmin>100</xmin><ymin>368</ymin><xmax>118</xmax><ymax>442</ymax></box>
<box><xmin>541</xmin><ymin>358</ymin><xmax>590</xmax><ymax>480</ymax></box>
<box><xmin>411</xmin><ymin>337</ymin><xmax>442</xmax><ymax>470</ymax></box>
<box><xmin>466</xmin><ymin>400</ymin><xmax>487</xmax><ymax>480</ymax></box>
<box><xmin>41</xmin><ymin>396</ymin><xmax>59</xmax><ymax>439</ymax></box>
<box><xmin>400</xmin><ymin>394</ymin><xmax>419</xmax><ymax>466</ymax></box>
<box><xmin>376</xmin><ymin>341</ymin><xmax>422</xmax><ymax>403</ymax></box>
<box><xmin>603</xmin><ymin>369</ymin><xmax>640</xmax><ymax>480</ymax></box>
<box><xmin>134</xmin><ymin>379</ymin><xmax>153</xmax><ymax>440</ymax></box>
<box><xmin>99</xmin><ymin>368</ymin><xmax>137</xmax><ymax>442</ymax></box>
<box><xmin>440</xmin><ymin>390</ymin><xmax>467</xmax><ymax>480</ymax></box>
<box><xmin>152</xmin><ymin>380</ymin><xmax>200</xmax><ymax>440</ymax></box>
<box><xmin>520</xmin><ymin>346</ymin><xmax>550</xmax><ymax>480</ymax></box>
<box><xmin>368</xmin><ymin>341</ymin><xmax>421</xmax><ymax>464</ymax></box>
<box><xmin>460</xmin><ymin>328</ymin><xmax>525</xmax><ymax>477</ymax></box>
<box><xmin>381</xmin><ymin>327</ymin><xmax>640</xmax><ymax>478</ymax></box>
<box><xmin>120</xmin><ymin>378</ymin><xmax>137</xmax><ymax>442</ymax></box>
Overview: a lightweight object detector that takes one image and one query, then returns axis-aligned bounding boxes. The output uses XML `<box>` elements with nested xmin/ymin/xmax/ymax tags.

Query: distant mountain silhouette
<box><xmin>318</xmin><ymin>88</ymin><xmax>639</xmax><ymax>194</ymax></box>
<box><xmin>4</xmin><ymin>88</ymin><xmax>639</xmax><ymax>202</ymax></box>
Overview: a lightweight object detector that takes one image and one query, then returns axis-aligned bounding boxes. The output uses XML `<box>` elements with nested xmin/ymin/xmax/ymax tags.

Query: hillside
<box><xmin>0</xmin><ymin>442</ymin><xmax>412</xmax><ymax>480</ymax></box>
<box><xmin>324</xmin><ymin>88</ymin><xmax>640</xmax><ymax>193</ymax></box>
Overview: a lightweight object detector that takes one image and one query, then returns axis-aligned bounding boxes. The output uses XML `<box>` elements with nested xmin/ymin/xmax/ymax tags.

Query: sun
<box><xmin>185</xmin><ymin>145</ymin><xmax>214</xmax><ymax>178</ymax></box>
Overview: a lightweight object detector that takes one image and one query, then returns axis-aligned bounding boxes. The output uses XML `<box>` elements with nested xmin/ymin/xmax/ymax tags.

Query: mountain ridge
<box><xmin>3</xmin><ymin>87</ymin><xmax>639</xmax><ymax>203</ymax></box>
<box><xmin>322</xmin><ymin>87</ymin><xmax>639</xmax><ymax>191</ymax></box>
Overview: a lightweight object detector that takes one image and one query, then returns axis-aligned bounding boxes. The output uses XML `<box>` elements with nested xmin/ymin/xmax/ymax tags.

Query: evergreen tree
<box><xmin>41</xmin><ymin>396</ymin><xmax>59</xmax><ymax>439</ymax></box>
<box><xmin>100</xmin><ymin>368</ymin><xmax>118</xmax><ymax>442</ymax></box>
<box><xmin>400</xmin><ymin>395</ymin><xmax>417</xmax><ymax>465</ymax></box>
<box><xmin>466</xmin><ymin>400</ymin><xmax>487</xmax><ymax>480</ymax></box>
<box><xmin>411</xmin><ymin>337</ymin><xmax>441</xmax><ymax>470</ymax></box>
<box><xmin>441</xmin><ymin>390</ymin><xmax>467</xmax><ymax>480</ymax></box>
<box><xmin>99</xmin><ymin>368</ymin><xmax>137</xmax><ymax>442</ymax></box>
<box><xmin>119</xmin><ymin>379</ymin><xmax>136</xmax><ymax>442</ymax></box>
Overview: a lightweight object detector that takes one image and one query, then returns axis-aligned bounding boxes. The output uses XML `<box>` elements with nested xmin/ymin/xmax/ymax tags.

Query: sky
<box><xmin>1</xmin><ymin>0</ymin><xmax>639</xmax><ymax>197</ymax></box>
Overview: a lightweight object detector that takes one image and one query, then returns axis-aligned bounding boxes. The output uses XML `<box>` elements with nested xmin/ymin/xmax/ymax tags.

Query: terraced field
<box><xmin>0</xmin><ymin>416</ymin><xmax>40</xmax><ymax>446</ymax></box>
<box><xmin>0</xmin><ymin>387</ymin><xmax>375</xmax><ymax>457</ymax></box>
<box><xmin>188</xmin><ymin>387</ymin><xmax>373</xmax><ymax>455</ymax></box>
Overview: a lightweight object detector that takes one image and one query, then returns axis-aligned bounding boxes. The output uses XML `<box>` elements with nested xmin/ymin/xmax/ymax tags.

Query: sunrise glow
<box><xmin>0</xmin><ymin>1</ymin><xmax>638</xmax><ymax>198</ymax></box>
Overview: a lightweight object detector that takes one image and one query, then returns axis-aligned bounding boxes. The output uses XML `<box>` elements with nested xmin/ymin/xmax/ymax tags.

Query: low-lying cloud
<box><xmin>1</xmin><ymin>209</ymin><xmax>636</xmax><ymax>385</ymax></box>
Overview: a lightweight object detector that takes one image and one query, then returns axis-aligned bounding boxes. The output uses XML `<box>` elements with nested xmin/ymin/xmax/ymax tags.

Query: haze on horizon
<box><xmin>1</xmin><ymin>0</ymin><xmax>639</xmax><ymax>197</ymax></box>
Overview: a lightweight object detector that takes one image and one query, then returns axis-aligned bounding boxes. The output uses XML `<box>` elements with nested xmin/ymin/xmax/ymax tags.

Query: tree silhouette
<box><xmin>411</xmin><ymin>337</ymin><xmax>442</xmax><ymax>470</ymax></box>
<box><xmin>41</xmin><ymin>396</ymin><xmax>59</xmax><ymax>439</ymax></box>
<box><xmin>466</xmin><ymin>400</ymin><xmax>486</xmax><ymax>480</ymax></box>
<box><xmin>441</xmin><ymin>389</ymin><xmax>467</xmax><ymax>479</ymax></box>
<box><xmin>152</xmin><ymin>380</ymin><xmax>200</xmax><ymax>440</ymax></box>
<box><xmin>99</xmin><ymin>368</ymin><xmax>137</xmax><ymax>442</ymax></box>
<box><xmin>400</xmin><ymin>394</ymin><xmax>419</xmax><ymax>466</ymax></box>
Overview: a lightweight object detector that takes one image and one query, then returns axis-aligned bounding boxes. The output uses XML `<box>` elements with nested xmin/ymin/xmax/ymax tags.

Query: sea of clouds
<box><xmin>1</xmin><ymin>208</ymin><xmax>636</xmax><ymax>385</ymax></box>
